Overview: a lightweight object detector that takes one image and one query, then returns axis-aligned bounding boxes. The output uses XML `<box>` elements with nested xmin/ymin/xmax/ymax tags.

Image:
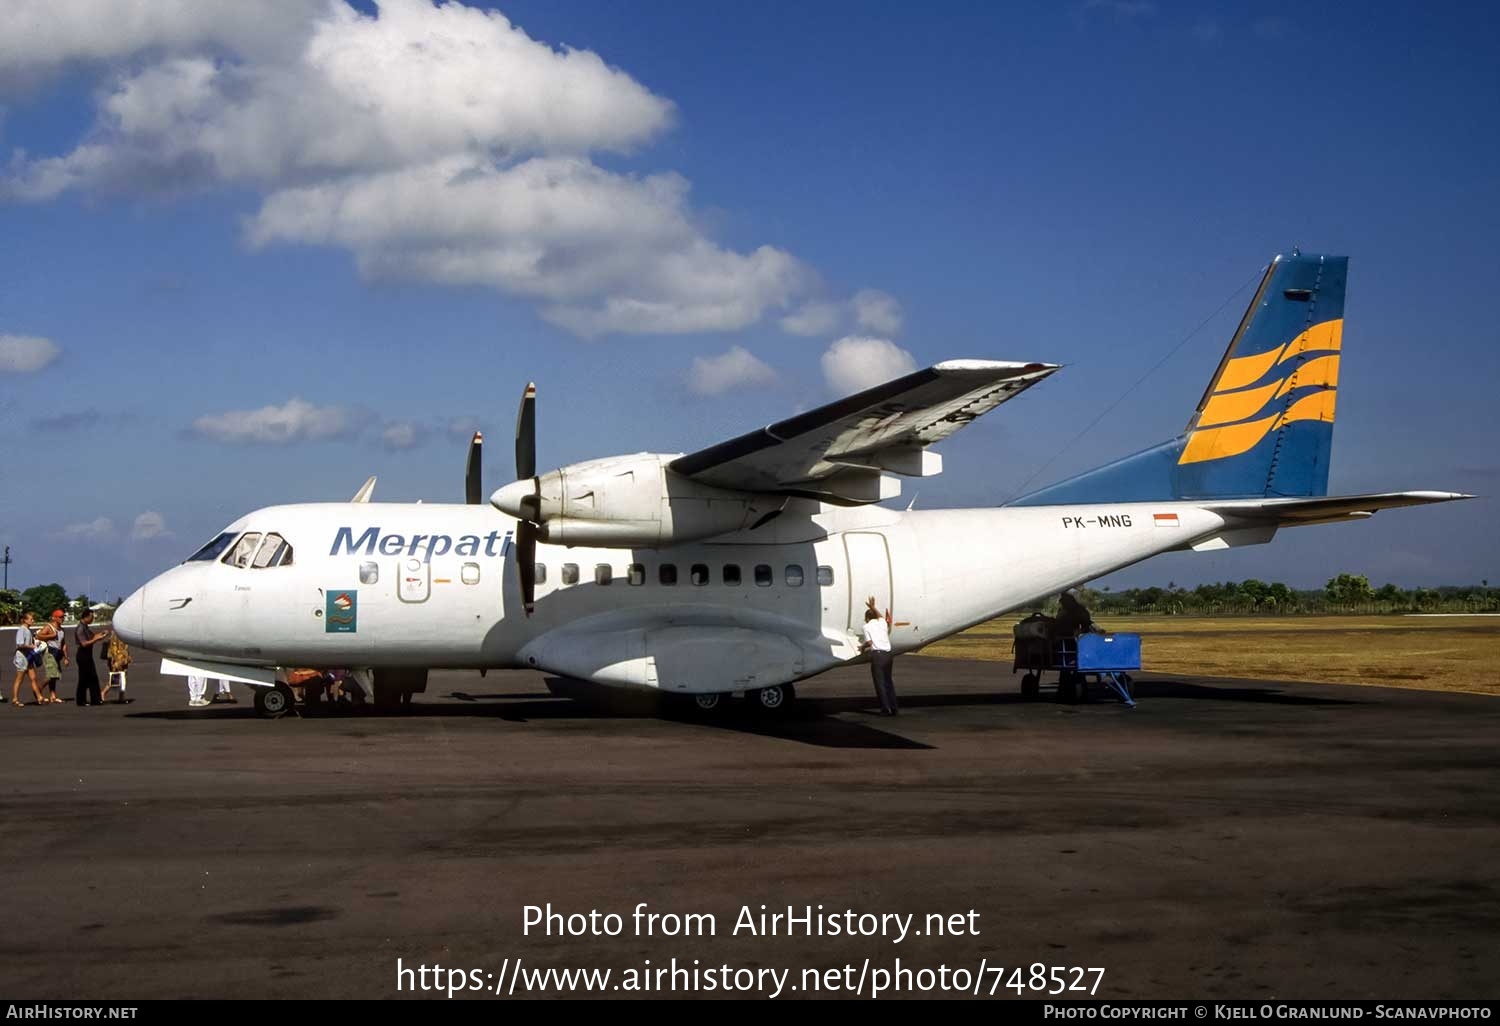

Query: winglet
<box><xmin>351</xmin><ymin>476</ymin><xmax>377</xmax><ymax>503</ymax></box>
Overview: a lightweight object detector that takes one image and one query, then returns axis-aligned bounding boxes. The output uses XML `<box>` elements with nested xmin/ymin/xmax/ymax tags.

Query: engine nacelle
<box><xmin>493</xmin><ymin>453</ymin><xmax>780</xmax><ymax>548</ymax></box>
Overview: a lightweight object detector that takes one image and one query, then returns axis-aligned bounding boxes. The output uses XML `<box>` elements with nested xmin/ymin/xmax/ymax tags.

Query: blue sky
<box><xmin>1</xmin><ymin>0</ymin><xmax>1495</xmax><ymax>601</ymax></box>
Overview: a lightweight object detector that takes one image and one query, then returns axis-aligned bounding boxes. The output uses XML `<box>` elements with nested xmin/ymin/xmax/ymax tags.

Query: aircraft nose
<box><xmin>113</xmin><ymin>584</ymin><xmax>147</xmax><ymax>648</ymax></box>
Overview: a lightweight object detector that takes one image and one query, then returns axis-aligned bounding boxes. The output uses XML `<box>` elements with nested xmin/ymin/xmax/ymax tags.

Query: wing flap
<box><xmin>672</xmin><ymin>359</ymin><xmax>1058</xmax><ymax>498</ymax></box>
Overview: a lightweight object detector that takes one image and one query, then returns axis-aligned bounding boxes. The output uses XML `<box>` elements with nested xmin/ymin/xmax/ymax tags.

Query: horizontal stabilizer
<box><xmin>1206</xmin><ymin>491</ymin><xmax>1472</xmax><ymax>527</ymax></box>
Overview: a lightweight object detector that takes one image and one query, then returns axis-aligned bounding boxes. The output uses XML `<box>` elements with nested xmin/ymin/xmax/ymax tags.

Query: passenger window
<box><xmin>562</xmin><ymin>563</ymin><xmax>579</xmax><ymax>585</ymax></box>
<box><xmin>252</xmin><ymin>533</ymin><xmax>288</xmax><ymax>569</ymax></box>
<box><xmin>659</xmin><ymin>564</ymin><xmax>678</xmax><ymax>586</ymax></box>
<box><xmin>223</xmin><ymin>533</ymin><xmax>261</xmax><ymax>568</ymax></box>
<box><xmin>595</xmin><ymin>564</ymin><xmax>612</xmax><ymax>585</ymax></box>
<box><xmin>462</xmin><ymin>563</ymin><xmax>480</xmax><ymax>585</ymax></box>
<box><xmin>534</xmin><ymin>563</ymin><xmax>547</xmax><ymax>585</ymax></box>
<box><xmin>785</xmin><ymin>564</ymin><xmax>804</xmax><ymax>587</ymax></box>
<box><xmin>690</xmin><ymin>564</ymin><xmax>709</xmax><ymax>586</ymax></box>
<box><xmin>755</xmin><ymin>564</ymin><xmax>773</xmax><ymax>587</ymax></box>
<box><xmin>360</xmin><ymin>561</ymin><xmax>379</xmax><ymax>585</ymax></box>
<box><xmin>817</xmin><ymin>565</ymin><xmax>835</xmax><ymax>586</ymax></box>
<box><xmin>185</xmin><ymin>532</ymin><xmax>236</xmax><ymax>563</ymax></box>
<box><xmin>723</xmin><ymin>563</ymin><xmax>741</xmax><ymax>586</ymax></box>
<box><xmin>628</xmin><ymin>564</ymin><xmax>645</xmax><ymax>586</ymax></box>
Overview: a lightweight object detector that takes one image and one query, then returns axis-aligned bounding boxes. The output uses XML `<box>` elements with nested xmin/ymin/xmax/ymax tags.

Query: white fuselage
<box><xmin>113</xmin><ymin>499</ymin><xmax>1247</xmax><ymax>694</ymax></box>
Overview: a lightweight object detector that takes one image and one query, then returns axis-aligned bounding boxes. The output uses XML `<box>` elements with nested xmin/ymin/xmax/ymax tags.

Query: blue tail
<box><xmin>1011</xmin><ymin>251</ymin><xmax>1346</xmax><ymax>506</ymax></box>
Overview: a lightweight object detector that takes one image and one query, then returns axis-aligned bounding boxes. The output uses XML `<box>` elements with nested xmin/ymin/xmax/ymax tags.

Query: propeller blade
<box><xmin>515</xmin><ymin>382</ymin><xmax>536</xmax><ymax>481</ymax></box>
<box><xmin>516</xmin><ymin>519</ymin><xmax>537</xmax><ymax>616</ymax></box>
<box><xmin>464</xmin><ymin>431</ymin><xmax>483</xmax><ymax>505</ymax></box>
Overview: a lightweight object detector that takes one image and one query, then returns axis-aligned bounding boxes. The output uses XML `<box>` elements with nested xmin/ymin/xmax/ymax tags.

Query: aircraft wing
<box><xmin>1206</xmin><ymin>491</ymin><xmax>1472</xmax><ymax>527</ymax></box>
<box><xmin>671</xmin><ymin>359</ymin><xmax>1058</xmax><ymax>500</ymax></box>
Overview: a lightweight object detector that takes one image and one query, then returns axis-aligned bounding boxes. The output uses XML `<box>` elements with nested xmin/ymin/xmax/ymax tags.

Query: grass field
<box><xmin>920</xmin><ymin>615</ymin><xmax>1500</xmax><ymax>696</ymax></box>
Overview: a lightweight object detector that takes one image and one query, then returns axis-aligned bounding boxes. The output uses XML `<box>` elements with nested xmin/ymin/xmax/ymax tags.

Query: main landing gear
<box><xmin>253</xmin><ymin>684</ymin><xmax>296</xmax><ymax>719</ymax></box>
<box><xmin>747</xmin><ymin>683</ymin><xmax>795</xmax><ymax>714</ymax></box>
<box><xmin>671</xmin><ymin>684</ymin><xmax>798</xmax><ymax>718</ymax></box>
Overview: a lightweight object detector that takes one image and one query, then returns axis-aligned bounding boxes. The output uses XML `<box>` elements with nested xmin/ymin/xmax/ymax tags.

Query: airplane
<box><xmin>111</xmin><ymin>251</ymin><xmax>1469</xmax><ymax>718</ymax></box>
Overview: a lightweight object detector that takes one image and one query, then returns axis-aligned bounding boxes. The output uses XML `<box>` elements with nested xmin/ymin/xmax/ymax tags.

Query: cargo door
<box><xmin>842</xmin><ymin>532</ymin><xmax>892</xmax><ymax>633</ymax></box>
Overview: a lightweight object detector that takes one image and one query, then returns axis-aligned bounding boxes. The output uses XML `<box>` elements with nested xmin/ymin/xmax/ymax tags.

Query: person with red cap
<box><xmin>34</xmin><ymin>609</ymin><xmax>69</xmax><ymax>704</ymax></box>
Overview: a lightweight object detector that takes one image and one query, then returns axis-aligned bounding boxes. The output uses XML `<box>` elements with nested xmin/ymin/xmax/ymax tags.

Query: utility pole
<box><xmin>2</xmin><ymin>546</ymin><xmax>10</xmax><ymax>592</ymax></box>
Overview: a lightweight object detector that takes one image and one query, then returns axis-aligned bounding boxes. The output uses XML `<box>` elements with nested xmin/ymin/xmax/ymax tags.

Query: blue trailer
<box><xmin>1013</xmin><ymin>631</ymin><xmax>1140</xmax><ymax>707</ymax></box>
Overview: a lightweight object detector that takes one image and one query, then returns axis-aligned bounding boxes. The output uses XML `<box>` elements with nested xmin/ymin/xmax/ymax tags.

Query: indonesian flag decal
<box><xmin>1153</xmin><ymin>512</ymin><xmax>1180</xmax><ymax>527</ymax></box>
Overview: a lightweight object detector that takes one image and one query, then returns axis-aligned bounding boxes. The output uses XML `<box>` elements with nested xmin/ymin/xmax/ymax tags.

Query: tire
<box><xmin>692</xmin><ymin>693</ymin><xmax>724</xmax><ymax>713</ymax></box>
<box><xmin>749</xmin><ymin>683</ymin><xmax>795</xmax><ymax>714</ymax></box>
<box><xmin>1021</xmin><ymin>673</ymin><xmax>1040</xmax><ymax>701</ymax></box>
<box><xmin>254</xmin><ymin>685</ymin><xmax>293</xmax><ymax>719</ymax></box>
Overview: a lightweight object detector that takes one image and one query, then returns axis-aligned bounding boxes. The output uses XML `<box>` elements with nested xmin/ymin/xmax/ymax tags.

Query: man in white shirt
<box><xmin>860</xmin><ymin>602</ymin><xmax>898</xmax><ymax>716</ymax></box>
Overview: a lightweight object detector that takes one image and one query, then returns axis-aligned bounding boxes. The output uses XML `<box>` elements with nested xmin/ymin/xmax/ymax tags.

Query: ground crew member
<box><xmin>861</xmin><ymin>600</ymin><xmax>898</xmax><ymax>716</ymax></box>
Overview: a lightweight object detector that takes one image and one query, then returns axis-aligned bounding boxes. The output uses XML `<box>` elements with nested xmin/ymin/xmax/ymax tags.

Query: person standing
<box><xmin>11</xmin><ymin>611</ymin><xmax>45</xmax><ymax>707</ymax></box>
<box><xmin>36</xmin><ymin>609</ymin><xmax>69</xmax><ymax>704</ymax></box>
<box><xmin>72</xmin><ymin>609</ymin><xmax>109</xmax><ymax>706</ymax></box>
<box><xmin>210</xmin><ymin>678</ymin><xmax>236</xmax><ymax>704</ymax></box>
<box><xmin>187</xmin><ymin>674</ymin><xmax>209</xmax><ymax>707</ymax></box>
<box><xmin>860</xmin><ymin>599</ymin><xmax>898</xmax><ymax>716</ymax></box>
<box><xmin>100</xmin><ymin>632</ymin><xmax>131</xmax><ymax>704</ymax></box>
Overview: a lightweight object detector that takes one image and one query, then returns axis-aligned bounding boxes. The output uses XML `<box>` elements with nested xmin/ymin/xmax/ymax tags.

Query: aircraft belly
<box><xmin>519</xmin><ymin>624</ymin><xmax>810</xmax><ymax>693</ymax></box>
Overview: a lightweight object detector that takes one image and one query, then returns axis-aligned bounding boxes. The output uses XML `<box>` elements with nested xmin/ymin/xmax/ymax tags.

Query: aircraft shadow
<box><xmin>1130</xmin><ymin>678</ymin><xmax>1361</xmax><ymax>706</ymax></box>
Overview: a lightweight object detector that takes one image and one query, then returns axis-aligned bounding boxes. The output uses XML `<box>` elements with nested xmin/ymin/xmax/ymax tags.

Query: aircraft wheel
<box><xmin>749</xmin><ymin>683</ymin><xmax>795</xmax><ymax>714</ymax></box>
<box><xmin>1021</xmin><ymin>673</ymin><xmax>1040</xmax><ymax>700</ymax></box>
<box><xmin>692</xmin><ymin>693</ymin><xmax>724</xmax><ymax>713</ymax></box>
<box><xmin>254</xmin><ymin>685</ymin><xmax>294</xmax><ymax>719</ymax></box>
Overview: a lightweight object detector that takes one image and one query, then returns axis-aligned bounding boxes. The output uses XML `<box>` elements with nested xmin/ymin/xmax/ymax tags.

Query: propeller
<box><xmin>513</xmin><ymin>383</ymin><xmax>539</xmax><ymax>616</ymax></box>
<box><xmin>464</xmin><ymin>431</ymin><xmax>483</xmax><ymax>504</ymax></box>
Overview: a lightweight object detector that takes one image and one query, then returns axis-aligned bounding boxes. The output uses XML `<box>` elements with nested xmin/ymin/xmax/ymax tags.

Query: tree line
<box><xmin>1067</xmin><ymin>574</ymin><xmax>1499</xmax><ymax>616</ymax></box>
<box><xmin>1</xmin><ymin>584</ymin><xmax>121</xmax><ymax>624</ymax></box>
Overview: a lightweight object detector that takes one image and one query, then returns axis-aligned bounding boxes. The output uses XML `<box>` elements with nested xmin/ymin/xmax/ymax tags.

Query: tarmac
<box><xmin>1</xmin><ymin>652</ymin><xmax>1497</xmax><ymax>1000</ymax></box>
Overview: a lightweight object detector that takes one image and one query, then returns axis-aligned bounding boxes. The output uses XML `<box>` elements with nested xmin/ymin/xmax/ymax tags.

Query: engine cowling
<box><xmin>492</xmin><ymin>453</ymin><xmax>780</xmax><ymax>547</ymax></box>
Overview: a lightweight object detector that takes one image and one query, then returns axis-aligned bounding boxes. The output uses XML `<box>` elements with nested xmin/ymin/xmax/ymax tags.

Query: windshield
<box><xmin>184</xmin><ymin>532</ymin><xmax>236</xmax><ymax>563</ymax></box>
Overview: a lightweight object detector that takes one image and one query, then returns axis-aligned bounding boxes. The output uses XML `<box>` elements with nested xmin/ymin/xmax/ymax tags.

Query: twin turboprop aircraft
<box><xmin>112</xmin><ymin>252</ymin><xmax>1468</xmax><ymax>717</ymax></box>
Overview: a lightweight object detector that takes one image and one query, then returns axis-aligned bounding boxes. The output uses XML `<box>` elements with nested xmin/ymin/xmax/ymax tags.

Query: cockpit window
<box><xmin>223</xmin><ymin>533</ymin><xmax>262</xmax><ymax>568</ymax></box>
<box><xmin>185</xmin><ymin>532</ymin><xmax>236</xmax><ymax>563</ymax></box>
<box><xmin>252</xmin><ymin>533</ymin><xmax>292</xmax><ymax>569</ymax></box>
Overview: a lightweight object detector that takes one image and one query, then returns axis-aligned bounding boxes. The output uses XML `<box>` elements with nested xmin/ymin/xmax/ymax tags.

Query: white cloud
<box><xmin>55</xmin><ymin>518</ymin><xmax>115</xmax><ymax>542</ymax></box>
<box><xmin>0</xmin><ymin>334</ymin><xmax>60</xmax><ymax>373</ymax></box>
<box><xmin>686</xmin><ymin>346</ymin><xmax>778</xmax><ymax>396</ymax></box>
<box><xmin>3</xmin><ymin>1</ymin><xmax>672</xmax><ymax>194</ymax></box>
<box><xmin>130</xmin><ymin>511</ymin><xmax>170</xmax><ymax>541</ymax></box>
<box><xmin>0</xmin><ymin>1</ymin><xmax>812</xmax><ymax>338</ymax></box>
<box><xmin>821</xmin><ymin>336</ymin><xmax>918</xmax><ymax>395</ymax></box>
<box><xmin>0</xmin><ymin>1</ymin><xmax>321</xmax><ymax>72</ymax></box>
<box><xmin>779</xmin><ymin>301</ymin><xmax>844</xmax><ymax>337</ymax></box>
<box><xmin>380</xmin><ymin>421</ymin><xmax>427</xmax><ymax>450</ymax></box>
<box><xmin>851</xmin><ymin>289</ymin><xmax>903</xmax><ymax>336</ymax></box>
<box><xmin>248</xmin><ymin>156</ymin><xmax>810</xmax><ymax>335</ymax></box>
<box><xmin>191</xmin><ymin>398</ymin><xmax>353</xmax><ymax>444</ymax></box>
<box><xmin>779</xmin><ymin>289</ymin><xmax>904</xmax><ymax>339</ymax></box>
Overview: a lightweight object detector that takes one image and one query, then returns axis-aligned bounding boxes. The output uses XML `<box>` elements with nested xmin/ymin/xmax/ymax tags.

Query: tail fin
<box><xmin>1011</xmin><ymin>251</ymin><xmax>1347</xmax><ymax>506</ymax></box>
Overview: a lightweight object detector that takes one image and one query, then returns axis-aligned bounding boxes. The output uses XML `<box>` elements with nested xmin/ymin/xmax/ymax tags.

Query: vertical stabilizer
<box><xmin>1010</xmin><ymin>251</ymin><xmax>1346</xmax><ymax>505</ymax></box>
